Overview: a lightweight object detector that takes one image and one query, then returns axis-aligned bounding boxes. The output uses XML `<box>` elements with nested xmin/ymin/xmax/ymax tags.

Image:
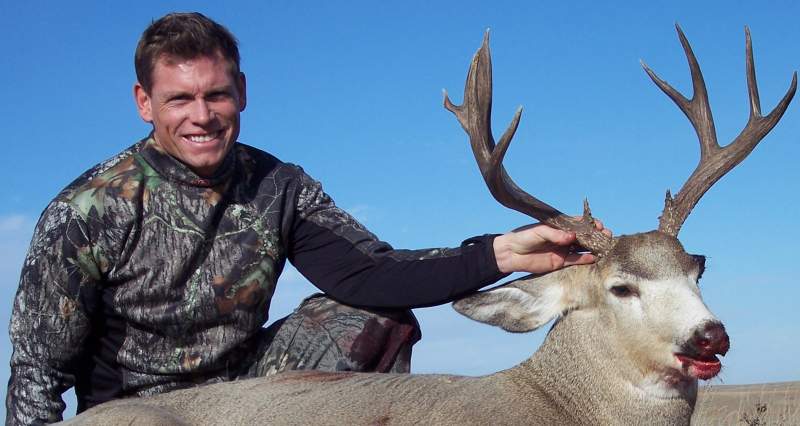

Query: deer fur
<box><xmin>61</xmin><ymin>232</ymin><xmax>715</xmax><ymax>426</ymax></box>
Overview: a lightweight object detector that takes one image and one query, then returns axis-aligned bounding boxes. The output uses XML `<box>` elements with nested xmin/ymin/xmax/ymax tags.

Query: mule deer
<box><xmin>60</xmin><ymin>26</ymin><xmax>795</xmax><ymax>426</ymax></box>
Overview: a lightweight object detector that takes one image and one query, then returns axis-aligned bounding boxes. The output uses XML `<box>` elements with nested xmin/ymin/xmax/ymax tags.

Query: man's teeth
<box><xmin>187</xmin><ymin>133</ymin><xmax>218</xmax><ymax>143</ymax></box>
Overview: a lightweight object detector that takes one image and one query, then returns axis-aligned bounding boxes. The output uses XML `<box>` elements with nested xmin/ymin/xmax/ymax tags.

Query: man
<box><xmin>6</xmin><ymin>12</ymin><xmax>606</xmax><ymax>425</ymax></box>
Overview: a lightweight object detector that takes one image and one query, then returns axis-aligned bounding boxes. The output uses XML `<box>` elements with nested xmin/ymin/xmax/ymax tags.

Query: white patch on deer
<box><xmin>633</xmin><ymin>372</ymin><xmax>697</xmax><ymax>400</ymax></box>
<box><xmin>647</xmin><ymin>275</ymin><xmax>716</xmax><ymax>344</ymax></box>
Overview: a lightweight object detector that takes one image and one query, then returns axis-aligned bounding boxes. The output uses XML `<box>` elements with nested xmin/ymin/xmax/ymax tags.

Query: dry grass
<box><xmin>692</xmin><ymin>381</ymin><xmax>800</xmax><ymax>425</ymax></box>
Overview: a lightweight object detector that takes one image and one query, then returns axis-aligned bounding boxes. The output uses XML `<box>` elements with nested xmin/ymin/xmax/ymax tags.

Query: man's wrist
<box><xmin>493</xmin><ymin>233</ymin><xmax>513</xmax><ymax>274</ymax></box>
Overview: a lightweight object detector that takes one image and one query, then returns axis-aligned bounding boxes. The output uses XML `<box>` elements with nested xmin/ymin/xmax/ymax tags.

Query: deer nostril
<box><xmin>694</xmin><ymin>321</ymin><xmax>729</xmax><ymax>356</ymax></box>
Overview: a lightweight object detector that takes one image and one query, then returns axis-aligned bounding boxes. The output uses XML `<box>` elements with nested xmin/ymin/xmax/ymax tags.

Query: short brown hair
<box><xmin>135</xmin><ymin>12</ymin><xmax>240</xmax><ymax>93</ymax></box>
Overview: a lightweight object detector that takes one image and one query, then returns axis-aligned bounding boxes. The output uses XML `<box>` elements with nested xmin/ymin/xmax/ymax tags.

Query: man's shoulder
<box><xmin>233</xmin><ymin>142</ymin><xmax>308</xmax><ymax>181</ymax></box>
<box><xmin>54</xmin><ymin>139</ymin><xmax>147</xmax><ymax>210</ymax></box>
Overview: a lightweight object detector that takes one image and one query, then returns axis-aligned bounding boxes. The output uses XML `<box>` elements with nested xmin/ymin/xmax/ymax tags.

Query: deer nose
<box><xmin>692</xmin><ymin>321</ymin><xmax>730</xmax><ymax>357</ymax></box>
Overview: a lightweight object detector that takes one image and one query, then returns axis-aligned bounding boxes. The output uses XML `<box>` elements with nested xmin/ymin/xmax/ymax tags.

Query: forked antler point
<box><xmin>648</xmin><ymin>25</ymin><xmax>796</xmax><ymax>236</ymax></box>
<box><xmin>445</xmin><ymin>33</ymin><xmax>613</xmax><ymax>256</ymax></box>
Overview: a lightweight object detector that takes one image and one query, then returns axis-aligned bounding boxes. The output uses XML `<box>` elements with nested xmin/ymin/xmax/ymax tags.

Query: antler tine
<box><xmin>444</xmin><ymin>31</ymin><xmax>613</xmax><ymax>256</ymax></box>
<box><xmin>644</xmin><ymin>25</ymin><xmax>797</xmax><ymax>236</ymax></box>
<box><xmin>745</xmin><ymin>27</ymin><xmax>762</xmax><ymax>117</ymax></box>
<box><xmin>741</xmin><ymin>26</ymin><xmax>797</xmax><ymax>138</ymax></box>
<box><xmin>642</xmin><ymin>24</ymin><xmax>720</xmax><ymax>163</ymax></box>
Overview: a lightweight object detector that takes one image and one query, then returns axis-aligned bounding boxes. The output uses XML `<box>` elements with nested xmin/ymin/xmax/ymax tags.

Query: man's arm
<box><xmin>6</xmin><ymin>201</ymin><xmax>95</xmax><ymax>425</ymax></box>
<box><xmin>286</xmin><ymin>168</ymin><xmax>606</xmax><ymax>309</ymax></box>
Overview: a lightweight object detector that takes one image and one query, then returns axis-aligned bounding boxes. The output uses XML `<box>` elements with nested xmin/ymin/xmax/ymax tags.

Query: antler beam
<box><xmin>444</xmin><ymin>31</ymin><xmax>613</xmax><ymax>256</ymax></box>
<box><xmin>643</xmin><ymin>25</ymin><xmax>797</xmax><ymax>236</ymax></box>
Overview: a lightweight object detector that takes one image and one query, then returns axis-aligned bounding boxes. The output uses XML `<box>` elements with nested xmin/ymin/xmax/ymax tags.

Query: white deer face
<box><xmin>453</xmin><ymin>231</ymin><xmax>729</xmax><ymax>391</ymax></box>
<box><xmin>596</xmin><ymin>232</ymin><xmax>727</xmax><ymax>385</ymax></box>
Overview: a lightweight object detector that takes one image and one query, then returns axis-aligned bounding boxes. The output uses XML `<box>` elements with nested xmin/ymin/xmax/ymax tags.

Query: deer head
<box><xmin>447</xmin><ymin>27</ymin><xmax>795</xmax><ymax>389</ymax></box>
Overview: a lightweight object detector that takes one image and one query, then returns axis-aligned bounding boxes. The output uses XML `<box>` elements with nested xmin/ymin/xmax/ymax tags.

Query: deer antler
<box><xmin>642</xmin><ymin>25</ymin><xmax>797</xmax><ymax>236</ymax></box>
<box><xmin>444</xmin><ymin>31</ymin><xmax>613</xmax><ymax>256</ymax></box>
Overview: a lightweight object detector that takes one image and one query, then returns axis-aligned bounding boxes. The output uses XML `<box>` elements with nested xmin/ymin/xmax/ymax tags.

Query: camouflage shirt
<box><xmin>6</xmin><ymin>136</ymin><xmax>504</xmax><ymax>425</ymax></box>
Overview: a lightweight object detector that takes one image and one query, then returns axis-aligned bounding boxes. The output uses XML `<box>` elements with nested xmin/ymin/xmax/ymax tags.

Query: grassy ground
<box><xmin>692</xmin><ymin>381</ymin><xmax>799</xmax><ymax>425</ymax></box>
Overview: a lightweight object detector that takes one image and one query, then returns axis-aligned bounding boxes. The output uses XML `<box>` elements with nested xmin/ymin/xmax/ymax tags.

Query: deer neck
<box><xmin>504</xmin><ymin>309</ymin><xmax>697</xmax><ymax>425</ymax></box>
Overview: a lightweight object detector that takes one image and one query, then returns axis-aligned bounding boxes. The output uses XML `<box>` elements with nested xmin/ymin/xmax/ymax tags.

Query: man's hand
<box><xmin>493</xmin><ymin>219</ymin><xmax>612</xmax><ymax>274</ymax></box>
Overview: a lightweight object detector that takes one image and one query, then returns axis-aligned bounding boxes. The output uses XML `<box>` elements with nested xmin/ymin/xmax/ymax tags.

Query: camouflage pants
<box><xmin>237</xmin><ymin>293</ymin><xmax>421</xmax><ymax>379</ymax></box>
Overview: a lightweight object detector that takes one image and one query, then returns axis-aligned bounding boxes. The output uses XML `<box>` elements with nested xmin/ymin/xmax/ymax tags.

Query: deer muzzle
<box><xmin>675</xmin><ymin>321</ymin><xmax>730</xmax><ymax>380</ymax></box>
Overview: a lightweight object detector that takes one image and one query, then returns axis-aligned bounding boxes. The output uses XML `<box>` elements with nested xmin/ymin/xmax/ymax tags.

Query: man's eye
<box><xmin>168</xmin><ymin>96</ymin><xmax>191</xmax><ymax>104</ymax></box>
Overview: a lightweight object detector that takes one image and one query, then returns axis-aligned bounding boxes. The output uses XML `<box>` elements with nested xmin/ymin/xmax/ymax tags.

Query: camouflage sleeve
<box><xmin>6</xmin><ymin>201</ymin><xmax>99</xmax><ymax>425</ymax></box>
<box><xmin>288</xmin><ymin>168</ymin><xmax>507</xmax><ymax>309</ymax></box>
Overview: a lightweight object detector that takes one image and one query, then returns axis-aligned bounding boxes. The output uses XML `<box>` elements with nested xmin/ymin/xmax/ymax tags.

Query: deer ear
<box><xmin>453</xmin><ymin>277</ymin><xmax>566</xmax><ymax>333</ymax></box>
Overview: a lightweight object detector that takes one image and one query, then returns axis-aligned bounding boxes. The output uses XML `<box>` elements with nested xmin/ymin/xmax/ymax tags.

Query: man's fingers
<box><xmin>591</xmin><ymin>218</ymin><xmax>613</xmax><ymax>238</ymax></box>
<box><xmin>594</xmin><ymin>218</ymin><xmax>604</xmax><ymax>231</ymax></box>
<box><xmin>532</xmin><ymin>225</ymin><xmax>576</xmax><ymax>246</ymax></box>
<box><xmin>563</xmin><ymin>252</ymin><xmax>597</xmax><ymax>266</ymax></box>
<box><xmin>568</xmin><ymin>215</ymin><xmax>613</xmax><ymax>238</ymax></box>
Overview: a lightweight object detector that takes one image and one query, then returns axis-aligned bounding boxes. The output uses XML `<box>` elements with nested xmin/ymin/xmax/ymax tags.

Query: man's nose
<box><xmin>189</xmin><ymin>100</ymin><xmax>213</xmax><ymax>125</ymax></box>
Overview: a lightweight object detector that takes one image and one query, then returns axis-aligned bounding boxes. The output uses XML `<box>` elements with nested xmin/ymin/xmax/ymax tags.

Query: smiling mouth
<box><xmin>675</xmin><ymin>353</ymin><xmax>721</xmax><ymax>380</ymax></box>
<box><xmin>185</xmin><ymin>131</ymin><xmax>221</xmax><ymax>143</ymax></box>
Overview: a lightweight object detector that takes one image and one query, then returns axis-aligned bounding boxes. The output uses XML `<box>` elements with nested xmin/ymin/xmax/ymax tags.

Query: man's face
<box><xmin>134</xmin><ymin>52</ymin><xmax>246</xmax><ymax>177</ymax></box>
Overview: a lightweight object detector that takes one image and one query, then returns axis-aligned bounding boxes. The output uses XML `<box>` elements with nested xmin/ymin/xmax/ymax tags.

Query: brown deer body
<box><xmin>60</xmin><ymin>26</ymin><xmax>795</xmax><ymax>426</ymax></box>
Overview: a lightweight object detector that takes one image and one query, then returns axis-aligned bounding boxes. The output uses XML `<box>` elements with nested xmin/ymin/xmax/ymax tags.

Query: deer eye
<box><xmin>610</xmin><ymin>285</ymin><xmax>638</xmax><ymax>298</ymax></box>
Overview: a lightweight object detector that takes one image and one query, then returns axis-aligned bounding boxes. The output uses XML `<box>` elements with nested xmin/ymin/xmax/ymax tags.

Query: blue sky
<box><xmin>2</xmin><ymin>0</ymin><xmax>799</xmax><ymax>418</ymax></box>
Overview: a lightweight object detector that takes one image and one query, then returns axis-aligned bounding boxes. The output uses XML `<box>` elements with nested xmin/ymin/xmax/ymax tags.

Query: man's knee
<box><xmin>256</xmin><ymin>293</ymin><xmax>421</xmax><ymax>375</ymax></box>
<box><xmin>304</xmin><ymin>294</ymin><xmax>421</xmax><ymax>372</ymax></box>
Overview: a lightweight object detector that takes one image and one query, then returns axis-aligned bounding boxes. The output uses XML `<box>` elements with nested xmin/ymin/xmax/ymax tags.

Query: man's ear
<box><xmin>237</xmin><ymin>72</ymin><xmax>247</xmax><ymax>112</ymax></box>
<box><xmin>133</xmin><ymin>83</ymin><xmax>153</xmax><ymax>123</ymax></box>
